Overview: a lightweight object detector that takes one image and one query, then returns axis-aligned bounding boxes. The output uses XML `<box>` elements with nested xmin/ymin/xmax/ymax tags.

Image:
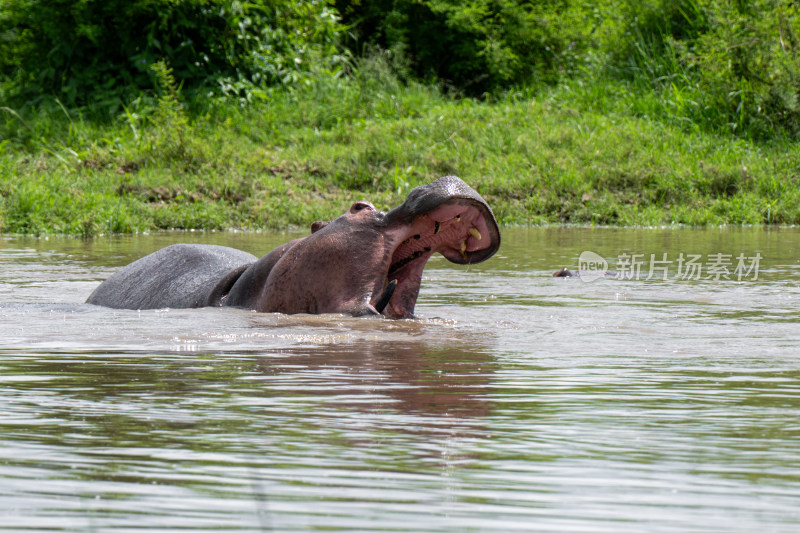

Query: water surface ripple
<box><xmin>1</xmin><ymin>227</ymin><xmax>799</xmax><ymax>532</ymax></box>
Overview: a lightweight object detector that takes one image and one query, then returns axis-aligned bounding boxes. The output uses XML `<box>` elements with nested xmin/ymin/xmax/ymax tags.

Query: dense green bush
<box><xmin>609</xmin><ymin>0</ymin><xmax>800</xmax><ymax>139</ymax></box>
<box><xmin>2</xmin><ymin>0</ymin><xmax>800</xmax><ymax>140</ymax></box>
<box><xmin>334</xmin><ymin>0</ymin><xmax>601</xmax><ymax>95</ymax></box>
<box><xmin>0</xmin><ymin>0</ymin><xmax>348</xmax><ymax>110</ymax></box>
<box><xmin>336</xmin><ymin>0</ymin><xmax>800</xmax><ymax>139</ymax></box>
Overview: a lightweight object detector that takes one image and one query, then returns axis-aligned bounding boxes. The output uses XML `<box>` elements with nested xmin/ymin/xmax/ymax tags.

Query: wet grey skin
<box><xmin>552</xmin><ymin>268</ymin><xmax>619</xmax><ymax>278</ymax></box>
<box><xmin>86</xmin><ymin>175</ymin><xmax>501</xmax><ymax>318</ymax></box>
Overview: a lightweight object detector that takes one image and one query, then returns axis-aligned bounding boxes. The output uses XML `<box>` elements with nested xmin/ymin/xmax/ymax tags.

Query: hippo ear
<box><xmin>311</xmin><ymin>220</ymin><xmax>329</xmax><ymax>233</ymax></box>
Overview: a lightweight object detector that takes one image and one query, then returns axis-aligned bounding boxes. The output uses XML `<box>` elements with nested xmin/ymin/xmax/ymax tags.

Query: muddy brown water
<box><xmin>1</xmin><ymin>227</ymin><xmax>799</xmax><ymax>532</ymax></box>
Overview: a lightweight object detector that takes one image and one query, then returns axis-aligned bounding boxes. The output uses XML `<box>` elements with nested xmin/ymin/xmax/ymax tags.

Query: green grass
<box><xmin>2</xmin><ymin>67</ymin><xmax>800</xmax><ymax>236</ymax></box>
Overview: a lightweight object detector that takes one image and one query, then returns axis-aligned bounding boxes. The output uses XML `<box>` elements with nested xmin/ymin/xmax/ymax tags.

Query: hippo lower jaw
<box><xmin>372</xmin><ymin>199</ymin><xmax>496</xmax><ymax>319</ymax></box>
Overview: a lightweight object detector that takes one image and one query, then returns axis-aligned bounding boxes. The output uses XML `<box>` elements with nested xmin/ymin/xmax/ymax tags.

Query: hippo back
<box><xmin>86</xmin><ymin>244</ymin><xmax>256</xmax><ymax>310</ymax></box>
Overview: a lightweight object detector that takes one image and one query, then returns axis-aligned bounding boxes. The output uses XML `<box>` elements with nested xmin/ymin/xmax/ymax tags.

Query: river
<box><xmin>1</xmin><ymin>227</ymin><xmax>799</xmax><ymax>532</ymax></box>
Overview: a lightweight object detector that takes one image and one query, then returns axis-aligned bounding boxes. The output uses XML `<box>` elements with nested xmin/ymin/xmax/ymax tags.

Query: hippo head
<box><xmin>246</xmin><ymin>175</ymin><xmax>500</xmax><ymax>318</ymax></box>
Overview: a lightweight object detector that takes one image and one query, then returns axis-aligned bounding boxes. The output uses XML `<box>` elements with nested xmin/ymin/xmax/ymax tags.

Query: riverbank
<box><xmin>2</xmin><ymin>74</ymin><xmax>799</xmax><ymax>236</ymax></box>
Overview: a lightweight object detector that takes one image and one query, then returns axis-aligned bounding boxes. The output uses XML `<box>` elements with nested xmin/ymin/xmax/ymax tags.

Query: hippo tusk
<box><xmin>374</xmin><ymin>279</ymin><xmax>398</xmax><ymax>314</ymax></box>
<box><xmin>469</xmin><ymin>227</ymin><xmax>482</xmax><ymax>240</ymax></box>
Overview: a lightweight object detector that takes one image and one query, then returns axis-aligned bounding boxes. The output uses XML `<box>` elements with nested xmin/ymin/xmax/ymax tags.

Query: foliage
<box><xmin>3</xmin><ymin>0</ymin><xmax>800</xmax><ymax>138</ymax></box>
<box><xmin>147</xmin><ymin>60</ymin><xmax>201</xmax><ymax>167</ymax></box>
<box><xmin>0</xmin><ymin>0</ymin><xmax>348</xmax><ymax>111</ymax></box>
<box><xmin>333</xmin><ymin>0</ymin><xmax>800</xmax><ymax>139</ymax></box>
<box><xmin>3</xmin><ymin>1</ymin><xmax>800</xmax><ymax>236</ymax></box>
<box><xmin>334</xmin><ymin>0</ymin><xmax>599</xmax><ymax>95</ymax></box>
<box><xmin>2</xmin><ymin>66</ymin><xmax>800</xmax><ymax>236</ymax></box>
<box><xmin>610</xmin><ymin>0</ymin><xmax>800</xmax><ymax>139</ymax></box>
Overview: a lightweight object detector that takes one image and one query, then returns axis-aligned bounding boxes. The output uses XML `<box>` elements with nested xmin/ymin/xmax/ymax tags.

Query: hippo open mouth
<box><xmin>375</xmin><ymin>199</ymin><xmax>498</xmax><ymax>318</ymax></box>
<box><xmin>86</xmin><ymin>175</ymin><xmax>500</xmax><ymax>318</ymax></box>
<box><xmin>358</xmin><ymin>176</ymin><xmax>500</xmax><ymax>318</ymax></box>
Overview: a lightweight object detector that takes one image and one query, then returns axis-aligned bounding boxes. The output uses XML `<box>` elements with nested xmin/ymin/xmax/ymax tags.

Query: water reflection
<box><xmin>0</xmin><ymin>339</ymin><xmax>498</xmax><ymax>531</ymax></box>
<box><xmin>1</xmin><ymin>337</ymin><xmax>495</xmax><ymax>452</ymax></box>
<box><xmin>256</xmin><ymin>341</ymin><xmax>495</xmax><ymax>418</ymax></box>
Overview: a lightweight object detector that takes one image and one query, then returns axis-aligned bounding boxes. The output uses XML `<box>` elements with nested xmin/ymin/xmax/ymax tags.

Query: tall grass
<box><xmin>2</xmin><ymin>52</ymin><xmax>800</xmax><ymax>236</ymax></box>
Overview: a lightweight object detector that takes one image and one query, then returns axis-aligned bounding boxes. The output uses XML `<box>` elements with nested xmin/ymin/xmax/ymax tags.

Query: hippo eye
<box><xmin>350</xmin><ymin>201</ymin><xmax>374</xmax><ymax>213</ymax></box>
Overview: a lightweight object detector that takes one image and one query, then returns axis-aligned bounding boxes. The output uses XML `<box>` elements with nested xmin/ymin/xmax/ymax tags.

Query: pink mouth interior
<box><xmin>379</xmin><ymin>202</ymin><xmax>495</xmax><ymax>318</ymax></box>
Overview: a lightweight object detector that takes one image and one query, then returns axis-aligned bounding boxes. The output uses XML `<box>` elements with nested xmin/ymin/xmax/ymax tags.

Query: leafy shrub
<box><xmin>691</xmin><ymin>1</ymin><xmax>800</xmax><ymax>138</ymax></box>
<box><xmin>3</xmin><ymin>0</ymin><xmax>800</xmax><ymax>141</ymax></box>
<box><xmin>0</xmin><ymin>0</ymin><xmax>348</xmax><ymax>111</ymax></box>
<box><xmin>336</xmin><ymin>0</ymin><xmax>800</xmax><ymax>139</ymax></box>
<box><xmin>611</xmin><ymin>0</ymin><xmax>800</xmax><ymax>139</ymax></box>
<box><xmin>334</xmin><ymin>0</ymin><xmax>600</xmax><ymax>95</ymax></box>
<box><xmin>147</xmin><ymin>60</ymin><xmax>198</xmax><ymax>167</ymax></box>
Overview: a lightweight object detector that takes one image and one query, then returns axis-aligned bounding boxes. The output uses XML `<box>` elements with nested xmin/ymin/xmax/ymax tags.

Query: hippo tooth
<box><xmin>374</xmin><ymin>279</ymin><xmax>398</xmax><ymax>314</ymax></box>
<box><xmin>460</xmin><ymin>240</ymin><xmax>467</xmax><ymax>253</ymax></box>
<box><xmin>434</xmin><ymin>221</ymin><xmax>440</xmax><ymax>234</ymax></box>
<box><xmin>468</xmin><ymin>227</ymin><xmax>482</xmax><ymax>240</ymax></box>
<box><xmin>455</xmin><ymin>215</ymin><xmax>461</xmax><ymax>222</ymax></box>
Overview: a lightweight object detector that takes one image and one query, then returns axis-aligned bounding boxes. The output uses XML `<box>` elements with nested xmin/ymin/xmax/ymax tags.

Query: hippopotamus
<box><xmin>552</xmin><ymin>267</ymin><xmax>619</xmax><ymax>279</ymax></box>
<box><xmin>87</xmin><ymin>175</ymin><xmax>500</xmax><ymax>318</ymax></box>
<box><xmin>553</xmin><ymin>268</ymin><xmax>583</xmax><ymax>277</ymax></box>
